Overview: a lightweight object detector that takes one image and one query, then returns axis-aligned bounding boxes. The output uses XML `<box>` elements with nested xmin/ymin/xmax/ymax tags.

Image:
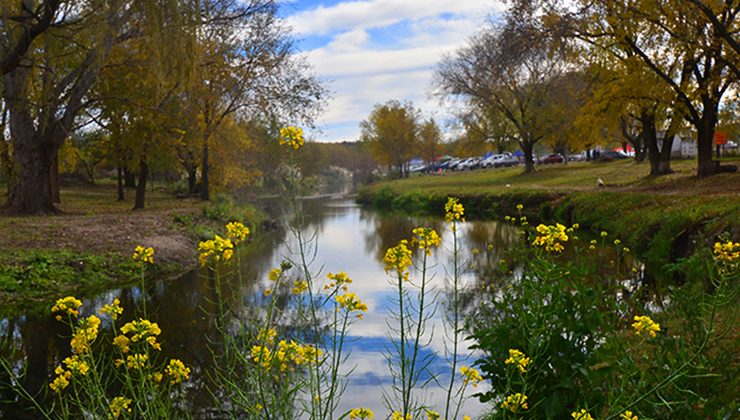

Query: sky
<box><xmin>279</xmin><ymin>0</ymin><xmax>504</xmax><ymax>143</ymax></box>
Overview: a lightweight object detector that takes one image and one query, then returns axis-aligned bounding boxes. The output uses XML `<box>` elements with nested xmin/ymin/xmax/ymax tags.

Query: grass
<box><xmin>358</xmin><ymin>158</ymin><xmax>740</xmax><ymax>285</ymax></box>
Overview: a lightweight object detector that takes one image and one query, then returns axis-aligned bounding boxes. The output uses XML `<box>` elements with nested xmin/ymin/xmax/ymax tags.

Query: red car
<box><xmin>540</xmin><ymin>153</ymin><xmax>564</xmax><ymax>164</ymax></box>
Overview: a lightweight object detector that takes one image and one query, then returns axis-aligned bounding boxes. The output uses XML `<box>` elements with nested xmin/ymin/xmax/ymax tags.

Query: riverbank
<box><xmin>358</xmin><ymin>158</ymin><xmax>740</xmax><ymax>284</ymax></box>
<box><xmin>0</xmin><ymin>183</ymin><xmax>264</xmax><ymax>316</ymax></box>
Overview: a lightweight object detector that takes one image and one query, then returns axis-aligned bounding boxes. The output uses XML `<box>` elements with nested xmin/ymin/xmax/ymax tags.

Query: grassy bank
<box><xmin>358</xmin><ymin>158</ymin><xmax>740</xmax><ymax>284</ymax></box>
<box><xmin>0</xmin><ymin>182</ymin><xmax>265</xmax><ymax>316</ymax></box>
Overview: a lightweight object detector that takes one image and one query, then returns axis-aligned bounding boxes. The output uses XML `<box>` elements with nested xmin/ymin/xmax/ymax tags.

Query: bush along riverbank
<box><xmin>356</xmin><ymin>186</ymin><xmax>740</xmax><ymax>286</ymax></box>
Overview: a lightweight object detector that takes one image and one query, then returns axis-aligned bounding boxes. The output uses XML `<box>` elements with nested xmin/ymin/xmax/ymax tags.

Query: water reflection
<box><xmin>0</xmin><ymin>196</ymin><xmax>526</xmax><ymax>418</ymax></box>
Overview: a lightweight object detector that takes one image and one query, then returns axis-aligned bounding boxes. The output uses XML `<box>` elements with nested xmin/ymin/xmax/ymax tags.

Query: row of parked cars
<box><xmin>411</xmin><ymin>153</ymin><xmax>521</xmax><ymax>173</ymax></box>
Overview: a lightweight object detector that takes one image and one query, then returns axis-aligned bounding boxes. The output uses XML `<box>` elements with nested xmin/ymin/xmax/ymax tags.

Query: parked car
<box><xmin>596</xmin><ymin>151</ymin><xmax>629</xmax><ymax>162</ymax></box>
<box><xmin>481</xmin><ymin>154</ymin><xmax>501</xmax><ymax>168</ymax></box>
<box><xmin>540</xmin><ymin>153</ymin><xmax>564</xmax><ymax>164</ymax></box>
<box><xmin>492</xmin><ymin>152</ymin><xmax>519</xmax><ymax>168</ymax></box>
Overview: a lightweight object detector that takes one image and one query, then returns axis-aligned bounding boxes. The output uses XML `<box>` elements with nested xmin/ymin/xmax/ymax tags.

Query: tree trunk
<box><xmin>116</xmin><ymin>165</ymin><xmax>125</xmax><ymax>201</ymax></box>
<box><xmin>50</xmin><ymin>153</ymin><xmax>60</xmax><ymax>203</ymax></box>
<box><xmin>643</xmin><ymin>111</ymin><xmax>673</xmax><ymax>176</ymax></box>
<box><xmin>201</xmin><ymin>134</ymin><xmax>210</xmax><ymax>201</ymax></box>
<box><xmin>187</xmin><ymin>166</ymin><xmax>198</xmax><ymax>194</ymax></box>
<box><xmin>521</xmin><ymin>141</ymin><xmax>535</xmax><ymax>173</ymax></box>
<box><xmin>133</xmin><ymin>157</ymin><xmax>148</xmax><ymax>210</ymax></box>
<box><xmin>124</xmin><ymin>167</ymin><xmax>136</xmax><ymax>188</ymax></box>
<box><xmin>696</xmin><ymin>97</ymin><xmax>719</xmax><ymax>177</ymax></box>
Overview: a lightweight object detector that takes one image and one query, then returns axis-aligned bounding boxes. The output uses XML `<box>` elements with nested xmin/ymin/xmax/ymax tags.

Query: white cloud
<box><xmin>286</xmin><ymin>0</ymin><xmax>499</xmax><ymax>36</ymax></box>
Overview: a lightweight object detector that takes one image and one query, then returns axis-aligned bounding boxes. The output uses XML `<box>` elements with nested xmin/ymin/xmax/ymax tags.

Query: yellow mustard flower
<box><xmin>120</xmin><ymin>319</ymin><xmax>161</xmax><ymax>344</ymax></box>
<box><xmin>71</xmin><ymin>315</ymin><xmax>101</xmax><ymax>354</ymax></box>
<box><xmin>165</xmin><ymin>359</ymin><xmax>190</xmax><ymax>384</ymax></box>
<box><xmin>336</xmin><ymin>292</ymin><xmax>369</xmax><ymax>319</ymax></box>
<box><xmin>109</xmin><ymin>396</ymin><xmax>132</xmax><ymax>419</ymax></box>
<box><xmin>264</xmin><ymin>288</ymin><xmax>272</xmax><ymax>296</ymax></box>
<box><xmin>460</xmin><ymin>365</ymin><xmax>483</xmax><ymax>387</ymax></box>
<box><xmin>225</xmin><ymin>221</ymin><xmax>250</xmax><ymax>245</ymax></box>
<box><xmin>501</xmin><ymin>393</ymin><xmax>528</xmax><ymax>412</ymax></box>
<box><xmin>52</xmin><ymin>296</ymin><xmax>83</xmax><ymax>321</ymax></box>
<box><xmin>632</xmin><ymin>315</ymin><xmax>660</xmax><ymax>337</ymax></box>
<box><xmin>623</xmin><ymin>247</ymin><xmax>630</xmax><ymax>253</ymax></box>
<box><xmin>325</xmin><ymin>271</ymin><xmax>353</xmax><ymax>291</ymax></box>
<box><xmin>132</xmin><ymin>245</ymin><xmax>155</xmax><ymax>265</ymax></box>
<box><xmin>349</xmin><ymin>407</ymin><xmax>374</xmax><ymax>419</ymax></box>
<box><xmin>292</xmin><ymin>280</ymin><xmax>309</xmax><ymax>295</ymax></box>
<box><xmin>49</xmin><ymin>373</ymin><xmax>70</xmax><ymax>393</ymax></box>
<box><xmin>279</xmin><ymin>126</ymin><xmax>305</xmax><ymax>150</ymax></box>
<box><xmin>268</xmin><ymin>268</ymin><xmax>283</xmax><ymax>281</ymax></box>
<box><xmin>62</xmin><ymin>355</ymin><xmax>89</xmax><ymax>376</ymax></box>
<box><xmin>445</xmin><ymin>197</ymin><xmax>465</xmax><ymax>224</ymax></box>
<box><xmin>600</xmin><ymin>231</ymin><xmax>608</xmax><ymax>237</ymax></box>
<box><xmin>99</xmin><ymin>298</ymin><xmax>123</xmax><ymax>320</ymax></box>
<box><xmin>198</xmin><ymin>235</ymin><xmax>234</xmax><ymax>267</ymax></box>
<box><xmin>620</xmin><ymin>411</ymin><xmax>638</xmax><ymax>420</ymax></box>
<box><xmin>125</xmin><ymin>353</ymin><xmax>148</xmax><ymax>369</ymax></box>
<box><xmin>463</xmin><ymin>416</ymin><xmax>471</xmax><ymax>420</ymax></box>
<box><xmin>532</xmin><ymin>223</ymin><xmax>569</xmax><ymax>252</ymax></box>
<box><xmin>257</xmin><ymin>327</ymin><xmax>277</xmax><ymax>345</ymax></box>
<box><xmin>113</xmin><ymin>334</ymin><xmax>130</xmax><ymax>353</ymax></box>
<box><xmin>713</xmin><ymin>240</ymin><xmax>740</xmax><ymax>273</ymax></box>
<box><xmin>412</xmin><ymin>227</ymin><xmax>441</xmax><ymax>256</ymax></box>
<box><xmin>504</xmin><ymin>349</ymin><xmax>531</xmax><ymax>373</ymax></box>
<box><xmin>614</xmin><ymin>239</ymin><xmax>621</xmax><ymax>245</ymax></box>
<box><xmin>384</xmin><ymin>240</ymin><xmax>413</xmax><ymax>281</ymax></box>
<box><xmin>572</xmin><ymin>409</ymin><xmax>594</xmax><ymax>420</ymax></box>
<box><xmin>516</xmin><ymin>204</ymin><xmax>524</xmax><ymax>211</ymax></box>
<box><xmin>391</xmin><ymin>412</ymin><xmax>412</xmax><ymax>420</ymax></box>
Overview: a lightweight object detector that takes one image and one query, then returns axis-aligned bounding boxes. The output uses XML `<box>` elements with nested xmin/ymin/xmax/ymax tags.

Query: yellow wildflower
<box><xmin>600</xmin><ymin>231</ymin><xmax>608</xmax><ymax>237</ymax></box>
<box><xmin>52</xmin><ymin>296</ymin><xmax>83</xmax><ymax>321</ymax></box>
<box><xmin>126</xmin><ymin>353</ymin><xmax>148</xmax><ymax>369</ymax></box>
<box><xmin>632</xmin><ymin>315</ymin><xmax>660</xmax><ymax>337</ymax></box>
<box><xmin>460</xmin><ymin>365</ymin><xmax>483</xmax><ymax>387</ymax></box>
<box><xmin>113</xmin><ymin>335</ymin><xmax>130</xmax><ymax>353</ymax></box>
<box><xmin>257</xmin><ymin>327</ymin><xmax>277</xmax><ymax>345</ymax></box>
<box><xmin>292</xmin><ymin>280</ymin><xmax>309</xmax><ymax>295</ymax></box>
<box><xmin>132</xmin><ymin>245</ymin><xmax>155</xmax><ymax>265</ymax></box>
<box><xmin>251</xmin><ymin>345</ymin><xmax>273</xmax><ymax>369</ymax></box>
<box><xmin>623</xmin><ymin>247</ymin><xmax>630</xmax><ymax>253</ymax></box>
<box><xmin>336</xmin><ymin>292</ymin><xmax>369</xmax><ymax>318</ymax></box>
<box><xmin>326</xmin><ymin>271</ymin><xmax>353</xmax><ymax>291</ymax></box>
<box><xmin>62</xmin><ymin>355</ymin><xmax>89</xmax><ymax>376</ymax></box>
<box><xmin>225</xmin><ymin>221</ymin><xmax>250</xmax><ymax>245</ymax></box>
<box><xmin>620</xmin><ymin>411</ymin><xmax>638</xmax><ymax>420</ymax></box>
<box><xmin>391</xmin><ymin>412</ymin><xmax>412</xmax><ymax>420</ymax></box>
<box><xmin>572</xmin><ymin>409</ymin><xmax>594</xmax><ymax>420</ymax></box>
<box><xmin>349</xmin><ymin>407</ymin><xmax>374</xmax><ymax>419</ymax></box>
<box><xmin>146</xmin><ymin>336</ymin><xmax>162</xmax><ymax>351</ymax></box>
<box><xmin>197</xmin><ymin>235</ymin><xmax>234</xmax><ymax>267</ymax></box>
<box><xmin>49</xmin><ymin>373</ymin><xmax>70</xmax><ymax>393</ymax></box>
<box><xmin>532</xmin><ymin>223</ymin><xmax>569</xmax><ymax>252</ymax></box>
<box><xmin>384</xmin><ymin>240</ymin><xmax>413</xmax><ymax>281</ymax></box>
<box><xmin>445</xmin><ymin>197</ymin><xmax>465</xmax><ymax>224</ymax></box>
<box><xmin>412</xmin><ymin>227</ymin><xmax>441</xmax><ymax>256</ymax></box>
<box><xmin>713</xmin><ymin>240</ymin><xmax>740</xmax><ymax>273</ymax></box>
<box><xmin>501</xmin><ymin>393</ymin><xmax>528</xmax><ymax>412</ymax></box>
<box><xmin>99</xmin><ymin>298</ymin><xmax>123</xmax><ymax>320</ymax></box>
<box><xmin>614</xmin><ymin>239</ymin><xmax>621</xmax><ymax>245</ymax></box>
<box><xmin>268</xmin><ymin>268</ymin><xmax>283</xmax><ymax>281</ymax></box>
<box><xmin>572</xmin><ymin>223</ymin><xmax>580</xmax><ymax>229</ymax></box>
<box><xmin>279</xmin><ymin>126</ymin><xmax>305</xmax><ymax>150</ymax></box>
<box><xmin>165</xmin><ymin>359</ymin><xmax>190</xmax><ymax>384</ymax></box>
<box><xmin>109</xmin><ymin>396</ymin><xmax>132</xmax><ymax>419</ymax></box>
<box><xmin>516</xmin><ymin>204</ymin><xmax>524</xmax><ymax>211</ymax></box>
<box><xmin>264</xmin><ymin>288</ymin><xmax>272</xmax><ymax>296</ymax></box>
<box><xmin>504</xmin><ymin>349</ymin><xmax>531</xmax><ymax>373</ymax></box>
<box><xmin>463</xmin><ymin>416</ymin><xmax>471</xmax><ymax>420</ymax></box>
<box><xmin>71</xmin><ymin>315</ymin><xmax>101</xmax><ymax>354</ymax></box>
<box><xmin>120</xmin><ymin>319</ymin><xmax>161</xmax><ymax>343</ymax></box>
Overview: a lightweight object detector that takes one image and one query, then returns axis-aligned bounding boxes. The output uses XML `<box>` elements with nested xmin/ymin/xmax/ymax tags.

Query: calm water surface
<box><xmin>2</xmin><ymin>195</ymin><xmax>525</xmax><ymax>418</ymax></box>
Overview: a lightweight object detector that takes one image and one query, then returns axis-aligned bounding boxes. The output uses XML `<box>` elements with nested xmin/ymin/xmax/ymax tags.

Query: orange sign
<box><xmin>714</xmin><ymin>131</ymin><xmax>727</xmax><ymax>145</ymax></box>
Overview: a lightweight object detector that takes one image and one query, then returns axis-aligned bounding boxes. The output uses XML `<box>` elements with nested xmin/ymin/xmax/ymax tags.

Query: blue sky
<box><xmin>279</xmin><ymin>0</ymin><xmax>503</xmax><ymax>142</ymax></box>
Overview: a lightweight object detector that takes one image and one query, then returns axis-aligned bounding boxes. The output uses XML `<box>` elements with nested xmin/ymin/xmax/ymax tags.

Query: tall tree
<box><xmin>360</xmin><ymin>100</ymin><xmax>419</xmax><ymax>178</ymax></box>
<box><xmin>436</xmin><ymin>19</ymin><xmax>570</xmax><ymax>173</ymax></box>
<box><xmin>418</xmin><ymin>118</ymin><xmax>442</xmax><ymax>163</ymax></box>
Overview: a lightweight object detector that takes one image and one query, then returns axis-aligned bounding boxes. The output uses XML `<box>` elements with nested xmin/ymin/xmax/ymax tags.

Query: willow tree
<box><xmin>192</xmin><ymin>0</ymin><xmax>325</xmax><ymax>201</ymax></box>
<box><xmin>360</xmin><ymin>100</ymin><xmax>420</xmax><ymax>178</ymax></box>
<box><xmin>436</xmin><ymin>19</ymin><xmax>570</xmax><ymax>173</ymax></box>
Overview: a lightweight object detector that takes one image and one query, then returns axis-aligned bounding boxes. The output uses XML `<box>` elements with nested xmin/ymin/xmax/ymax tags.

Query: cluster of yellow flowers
<box><xmin>292</xmin><ymin>280</ymin><xmax>309</xmax><ymax>295</ymax></box>
<box><xmin>391</xmin><ymin>412</ymin><xmax>412</xmax><ymax>420</ymax></box>
<box><xmin>250</xmin><ymin>340</ymin><xmax>322</xmax><ymax>371</ymax></box>
<box><xmin>384</xmin><ymin>240</ymin><xmax>413</xmax><ymax>281</ymax></box>
<box><xmin>116</xmin><ymin>318</ymin><xmax>163</xmax><ymax>352</ymax></box>
<box><xmin>445</xmin><ymin>197</ymin><xmax>465</xmax><ymax>224</ymax></box>
<box><xmin>50</xmin><ymin>355</ymin><xmax>91</xmax><ymax>393</ymax></box>
<box><xmin>118</xmin><ymin>353</ymin><xmax>148</xmax><ymax>369</ymax></box>
<box><xmin>632</xmin><ymin>315</ymin><xmax>660</xmax><ymax>338</ymax></box>
<box><xmin>51</xmin><ymin>296</ymin><xmax>82</xmax><ymax>321</ymax></box>
<box><xmin>70</xmin><ymin>315</ymin><xmax>101</xmax><ymax>355</ymax></box>
<box><xmin>325</xmin><ymin>271</ymin><xmax>353</xmax><ymax>292</ymax></box>
<box><xmin>336</xmin><ymin>292</ymin><xmax>369</xmax><ymax>319</ymax></box>
<box><xmin>225</xmin><ymin>221</ymin><xmax>250</xmax><ymax>245</ymax></box>
<box><xmin>349</xmin><ymin>407</ymin><xmax>374</xmax><ymax>419</ymax></box>
<box><xmin>99</xmin><ymin>298</ymin><xmax>123</xmax><ymax>320</ymax></box>
<box><xmin>501</xmin><ymin>392</ymin><xmax>528</xmax><ymax>412</ymax></box>
<box><xmin>571</xmin><ymin>408</ymin><xmax>594</xmax><ymax>419</ymax></box>
<box><xmin>713</xmin><ymin>240</ymin><xmax>739</xmax><ymax>272</ymax></box>
<box><xmin>279</xmin><ymin>126</ymin><xmax>305</xmax><ymax>150</ymax></box>
<box><xmin>532</xmin><ymin>223</ymin><xmax>569</xmax><ymax>253</ymax></box>
<box><xmin>460</xmin><ymin>365</ymin><xmax>483</xmax><ymax>387</ymax></box>
<box><xmin>620</xmin><ymin>411</ymin><xmax>639</xmax><ymax>420</ymax></box>
<box><xmin>109</xmin><ymin>396</ymin><xmax>132</xmax><ymax>418</ymax></box>
<box><xmin>198</xmin><ymin>235</ymin><xmax>234</xmax><ymax>267</ymax></box>
<box><xmin>165</xmin><ymin>359</ymin><xmax>191</xmax><ymax>384</ymax></box>
<box><xmin>412</xmin><ymin>227</ymin><xmax>442</xmax><ymax>256</ymax></box>
<box><xmin>504</xmin><ymin>349</ymin><xmax>531</xmax><ymax>373</ymax></box>
<box><xmin>132</xmin><ymin>245</ymin><xmax>155</xmax><ymax>266</ymax></box>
